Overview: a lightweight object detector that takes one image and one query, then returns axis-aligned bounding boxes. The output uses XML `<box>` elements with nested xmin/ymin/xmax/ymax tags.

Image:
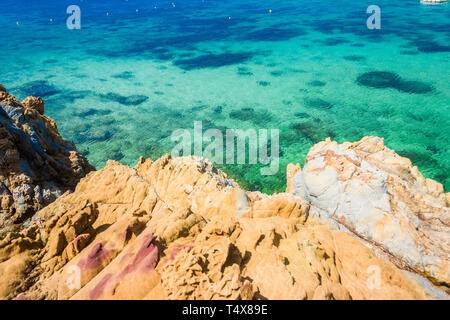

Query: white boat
<box><xmin>420</xmin><ymin>0</ymin><xmax>449</xmax><ymax>3</ymax></box>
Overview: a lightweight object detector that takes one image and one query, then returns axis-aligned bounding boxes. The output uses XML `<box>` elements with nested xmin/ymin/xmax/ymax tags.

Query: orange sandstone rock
<box><xmin>0</xmin><ymin>156</ymin><xmax>446</xmax><ymax>300</ymax></box>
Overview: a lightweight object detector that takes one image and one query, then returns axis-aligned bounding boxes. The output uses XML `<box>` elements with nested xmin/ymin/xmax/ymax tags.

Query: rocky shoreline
<box><xmin>0</xmin><ymin>84</ymin><xmax>448</xmax><ymax>300</ymax></box>
<box><xmin>0</xmin><ymin>84</ymin><xmax>93</xmax><ymax>236</ymax></box>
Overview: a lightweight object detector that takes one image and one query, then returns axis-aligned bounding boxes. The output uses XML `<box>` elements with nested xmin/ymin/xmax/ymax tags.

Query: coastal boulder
<box><xmin>21</xmin><ymin>96</ymin><xmax>45</xmax><ymax>115</ymax></box>
<box><xmin>0</xmin><ymin>156</ymin><xmax>444</xmax><ymax>300</ymax></box>
<box><xmin>0</xmin><ymin>84</ymin><xmax>94</xmax><ymax>236</ymax></box>
<box><xmin>291</xmin><ymin>136</ymin><xmax>449</xmax><ymax>289</ymax></box>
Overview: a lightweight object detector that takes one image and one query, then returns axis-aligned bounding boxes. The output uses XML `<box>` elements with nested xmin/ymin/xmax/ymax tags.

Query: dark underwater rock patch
<box><xmin>242</xmin><ymin>27</ymin><xmax>305</xmax><ymax>42</ymax></box>
<box><xmin>257</xmin><ymin>81</ymin><xmax>270</xmax><ymax>87</ymax></box>
<box><xmin>237</xmin><ymin>67</ymin><xmax>253</xmax><ymax>76</ymax></box>
<box><xmin>63</xmin><ymin>90</ymin><xmax>92</xmax><ymax>103</ymax></box>
<box><xmin>291</xmin><ymin>120</ymin><xmax>335</xmax><ymax>143</ymax></box>
<box><xmin>173</xmin><ymin>52</ymin><xmax>254</xmax><ymax>70</ymax></box>
<box><xmin>294</xmin><ymin>112</ymin><xmax>310</xmax><ymax>119</ymax></box>
<box><xmin>343</xmin><ymin>55</ymin><xmax>366</xmax><ymax>62</ymax></box>
<box><xmin>357</xmin><ymin>72</ymin><xmax>401</xmax><ymax>89</ymax></box>
<box><xmin>414</xmin><ymin>40</ymin><xmax>450</xmax><ymax>53</ymax></box>
<box><xmin>100</xmin><ymin>93</ymin><xmax>149</xmax><ymax>106</ymax></box>
<box><xmin>356</xmin><ymin>71</ymin><xmax>434</xmax><ymax>94</ymax></box>
<box><xmin>19</xmin><ymin>80</ymin><xmax>60</xmax><ymax>98</ymax></box>
<box><xmin>75</xmin><ymin>109</ymin><xmax>112</xmax><ymax>118</ymax></box>
<box><xmin>112</xmin><ymin>71</ymin><xmax>134</xmax><ymax>80</ymax></box>
<box><xmin>75</xmin><ymin>129</ymin><xmax>113</xmax><ymax>144</ymax></box>
<box><xmin>400</xmin><ymin>50</ymin><xmax>419</xmax><ymax>55</ymax></box>
<box><xmin>307</xmin><ymin>80</ymin><xmax>326</xmax><ymax>87</ymax></box>
<box><xmin>270</xmin><ymin>70</ymin><xmax>283</xmax><ymax>77</ymax></box>
<box><xmin>397</xmin><ymin>149</ymin><xmax>440</xmax><ymax>168</ymax></box>
<box><xmin>229</xmin><ymin>107</ymin><xmax>272</xmax><ymax>125</ymax></box>
<box><xmin>304</xmin><ymin>98</ymin><xmax>333</xmax><ymax>110</ymax></box>
<box><xmin>321</xmin><ymin>37</ymin><xmax>349</xmax><ymax>46</ymax></box>
<box><xmin>395</xmin><ymin>81</ymin><xmax>434</xmax><ymax>94</ymax></box>
<box><xmin>43</xmin><ymin>59</ymin><xmax>58</xmax><ymax>64</ymax></box>
<box><xmin>229</xmin><ymin>107</ymin><xmax>256</xmax><ymax>120</ymax></box>
<box><xmin>190</xmin><ymin>105</ymin><xmax>208</xmax><ymax>112</ymax></box>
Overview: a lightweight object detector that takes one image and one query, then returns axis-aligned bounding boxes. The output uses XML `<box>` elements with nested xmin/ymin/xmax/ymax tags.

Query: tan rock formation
<box><xmin>0</xmin><ymin>84</ymin><xmax>94</xmax><ymax>236</ymax></box>
<box><xmin>21</xmin><ymin>97</ymin><xmax>45</xmax><ymax>115</ymax></box>
<box><xmin>0</xmin><ymin>155</ymin><xmax>446</xmax><ymax>300</ymax></box>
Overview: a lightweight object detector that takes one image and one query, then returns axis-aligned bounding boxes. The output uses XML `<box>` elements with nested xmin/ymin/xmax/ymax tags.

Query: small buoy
<box><xmin>269</xmin><ymin>9</ymin><xmax>272</xmax><ymax>13</ymax></box>
<box><xmin>16</xmin><ymin>21</ymin><xmax>19</xmax><ymax>25</ymax></box>
<box><xmin>106</xmin><ymin>12</ymin><xmax>109</xmax><ymax>16</ymax></box>
<box><xmin>136</xmin><ymin>9</ymin><xmax>139</xmax><ymax>13</ymax></box>
<box><xmin>50</xmin><ymin>18</ymin><xmax>53</xmax><ymax>22</ymax></box>
<box><xmin>228</xmin><ymin>16</ymin><xmax>231</xmax><ymax>20</ymax></box>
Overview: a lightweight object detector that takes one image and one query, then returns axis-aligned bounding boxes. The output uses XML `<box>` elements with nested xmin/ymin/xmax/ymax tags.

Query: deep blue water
<box><xmin>1</xmin><ymin>0</ymin><xmax>449</xmax><ymax>193</ymax></box>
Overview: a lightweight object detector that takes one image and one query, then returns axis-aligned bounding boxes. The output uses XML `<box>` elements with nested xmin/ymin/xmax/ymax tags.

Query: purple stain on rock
<box><xmin>78</xmin><ymin>242</ymin><xmax>112</xmax><ymax>270</ymax></box>
<box><xmin>13</xmin><ymin>294</ymin><xmax>29</xmax><ymax>300</ymax></box>
<box><xmin>168</xmin><ymin>244</ymin><xmax>193</xmax><ymax>263</ymax></box>
<box><xmin>89</xmin><ymin>273</ymin><xmax>114</xmax><ymax>300</ymax></box>
<box><xmin>71</xmin><ymin>235</ymin><xmax>84</xmax><ymax>251</ymax></box>
<box><xmin>118</xmin><ymin>234</ymin><xmax>159</xmax><ymax>279</ymax></box>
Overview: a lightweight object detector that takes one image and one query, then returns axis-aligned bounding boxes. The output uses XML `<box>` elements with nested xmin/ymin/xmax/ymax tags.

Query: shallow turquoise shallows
<box><xmin>1</xmin><ymin>0</ymin><xmax>449</xmax><ymax>193</ymax></box>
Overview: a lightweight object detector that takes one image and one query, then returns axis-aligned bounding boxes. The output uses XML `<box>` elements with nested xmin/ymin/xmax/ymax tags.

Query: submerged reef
<box><xmin>0</xmin><ymin>88</ymin><xmax>448</xmax><ymax>300</ymax></box>
<box><xmin>356</xmin><ymin>71</ymin><xmax>434</xmax><ymax>94</ymax></box>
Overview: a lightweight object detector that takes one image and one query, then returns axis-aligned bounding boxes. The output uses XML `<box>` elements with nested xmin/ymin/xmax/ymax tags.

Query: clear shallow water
<box><xmin>1</xmin><ymin>0</ymin><xmax>449</xmax><ymax>193</ymax></box>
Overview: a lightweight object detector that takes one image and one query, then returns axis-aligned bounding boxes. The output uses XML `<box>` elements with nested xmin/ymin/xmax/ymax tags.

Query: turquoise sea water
<box><xmin>1</xmin><ymin>0</ymin><xmax>449</xmax><ymax>193</ymax></box>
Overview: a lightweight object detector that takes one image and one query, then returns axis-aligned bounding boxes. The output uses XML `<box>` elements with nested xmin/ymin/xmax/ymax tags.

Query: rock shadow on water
<box><xmin>173</xmin><ymin>52</ymin><xmax>254</xmax><ymax>70</ymax></box>
<box><xmin>356</xmin><ymin>71</ymin><xmax>434</xmax><ymax>94</ymax></box>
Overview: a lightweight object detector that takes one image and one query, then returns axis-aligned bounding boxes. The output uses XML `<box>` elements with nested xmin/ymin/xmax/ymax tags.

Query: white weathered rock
<box><xmin>292</xmin><ymin>136</ymin><xmax>449</xmax><ymax>287</ymax></box>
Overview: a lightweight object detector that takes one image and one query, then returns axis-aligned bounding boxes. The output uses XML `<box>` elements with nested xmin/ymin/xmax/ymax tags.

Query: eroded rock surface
<box><xmin>291</xmin><ymin>136</ymin><xmax>449</xmax><ymax>289</ymax></box>
<box><xmin>0</xmin><ymin>84</ymin><xmax>94</xmax><ymax>236</ymax></box>
<box><xmin>0</xmin><ymin>155</ymin><xmax>446</xmax><ymax>300</ymax></box>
